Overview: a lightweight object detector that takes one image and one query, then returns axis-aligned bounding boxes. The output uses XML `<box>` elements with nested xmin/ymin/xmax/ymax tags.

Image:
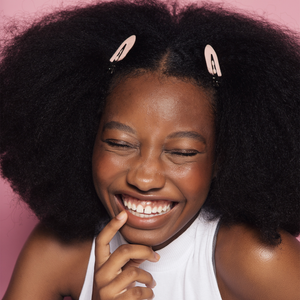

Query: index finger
<box><xmin>95</xmin><ymin>210</ymin><xmax>128</xmax><ymax>270</ymax></box>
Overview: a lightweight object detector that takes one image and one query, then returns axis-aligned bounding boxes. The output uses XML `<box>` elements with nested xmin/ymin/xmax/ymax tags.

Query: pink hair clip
<box><xmin>204</xmin><ymin>45</ymin><xmax>222</xmax><ymax>87</ymax></box>
<box><xmin>109</xmin><ymin>35</ymin><xmax>136</xmax><ymax>74</ymax></box>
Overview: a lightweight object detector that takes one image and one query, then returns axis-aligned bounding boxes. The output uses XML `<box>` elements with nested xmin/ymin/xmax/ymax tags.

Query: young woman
<box><xmin>1</xmin><ymin>1</ymin><xmax>299</xmax><ymax>299</ymax></box>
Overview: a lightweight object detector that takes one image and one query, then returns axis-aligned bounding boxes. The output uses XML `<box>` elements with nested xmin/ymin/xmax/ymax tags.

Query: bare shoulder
<box><xmin>215</xmin><ymin>223</ymin><xmax>300</xmax><ymax>300</ymax></box>
<box><xmin>3</xmin><ymin>223</ymin><xmax>93</xmax><ymax>300</ymax></box>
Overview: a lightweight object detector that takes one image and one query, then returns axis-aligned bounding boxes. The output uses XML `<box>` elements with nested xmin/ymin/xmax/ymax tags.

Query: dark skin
<box><xmin>3</xmin><ymin>73</ymin><xmax>300</xmax><ymax>300</ymax></box>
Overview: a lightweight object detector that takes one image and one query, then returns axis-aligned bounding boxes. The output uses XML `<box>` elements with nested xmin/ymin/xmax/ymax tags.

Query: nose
<box><xmin>126</xmin><ymin>152</ymin><xmax>166</xmax><ymax>192</ymax></box>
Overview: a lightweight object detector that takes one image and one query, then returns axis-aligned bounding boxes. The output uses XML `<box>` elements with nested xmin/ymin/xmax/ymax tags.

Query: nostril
<box><xmin>128</xmin><ymin>183</ymin><xmax>165</xmax><ymax>194</ymax></box>
<box><xmin>126</xmin><ymin>159</ymin><xmax>166</xmax><ymax>191</ymax></box>
<box><xmin>126</xmin><ymin>171</ymin><xmax>166</xmax><ymax>192</ymax></box>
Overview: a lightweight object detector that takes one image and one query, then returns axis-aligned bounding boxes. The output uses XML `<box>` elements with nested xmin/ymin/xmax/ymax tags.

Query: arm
<box><xmin>2</xmin><ymin>223</ymin><xmax>92</xmax><ymax>300</ymax></box>
<box><xmin>216</xmin><ymin>224</ymin><xmax>300</xmax><ymax>300</ymax></box>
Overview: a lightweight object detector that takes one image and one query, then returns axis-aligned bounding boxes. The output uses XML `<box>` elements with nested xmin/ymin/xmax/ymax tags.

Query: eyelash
<box><xmin>105</xmin><ymin>140</ymin><xmax>199</xmax><ymax>157</ymax></box>
<box><xmin>166</xmin><ymin>151</ymin><xmax>198</xmax><ymax>157</ymax></box>
<box><xmin>104</xmin><ymin>140</ymin><xmax>199</xmax><ymax>157</ymax></box>
<box><xmin>105</xmin><ymin>140</ymin><xmax>132</xmax><ymax>148</ymax></box>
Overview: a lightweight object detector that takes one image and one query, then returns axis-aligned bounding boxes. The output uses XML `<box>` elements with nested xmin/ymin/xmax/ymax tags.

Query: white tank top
<box><xmin>79</xmin><ymin>212</ymin><xmax>222</xmax><ymax>300</ymax></box>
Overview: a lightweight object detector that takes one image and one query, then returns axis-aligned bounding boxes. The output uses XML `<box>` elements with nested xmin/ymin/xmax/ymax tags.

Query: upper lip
<box><xmin>116</xmin><ymin>191</ymin><xmax>181</xmax><ymax>203</ymax></box>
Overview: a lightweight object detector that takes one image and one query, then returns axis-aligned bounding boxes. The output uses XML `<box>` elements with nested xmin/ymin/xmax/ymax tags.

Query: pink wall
<box><xmin>0</xmin><ymin>0</ymin><xmax>299</xmax><ymax>298</ymax></box>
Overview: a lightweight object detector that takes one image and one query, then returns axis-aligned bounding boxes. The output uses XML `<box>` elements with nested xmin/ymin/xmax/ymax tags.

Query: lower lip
<box><xmin>115</xmin><ymin>195</ymin><xmax>178</xmax><ymax>229</ymax></box>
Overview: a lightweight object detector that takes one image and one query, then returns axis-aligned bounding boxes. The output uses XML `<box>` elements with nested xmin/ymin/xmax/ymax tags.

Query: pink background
<box><xmin>0</xmin><ymin>0</ymin><xmax>299</xmax><ymax>298</ymax></box>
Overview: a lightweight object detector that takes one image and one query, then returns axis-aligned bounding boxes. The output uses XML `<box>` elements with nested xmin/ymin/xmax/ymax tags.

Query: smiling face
<box><xmin>92</xmin><ymin>72</ymin><xmax>215</xmax><ymax>250</ymax></box>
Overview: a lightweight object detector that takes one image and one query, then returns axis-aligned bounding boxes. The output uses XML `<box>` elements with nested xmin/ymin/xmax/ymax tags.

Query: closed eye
<box><xmin>103</xmin><ymin>139</ymin><xmax>134</xmax><ymax>148</ymax></box>
<box><xmin>166</xmin><ymin>150</ymin><xmax>199</xmax><ymax>157</ymax></box>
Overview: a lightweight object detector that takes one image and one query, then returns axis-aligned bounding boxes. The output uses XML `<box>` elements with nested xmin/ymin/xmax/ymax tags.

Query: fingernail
<box><xmin>116</xmin><ymin>210</ymin><xmax>127</xmax><ymax>220</ymax></box>
<box><xmin>154</xmin><ymin>252</ymin><xmax>160</xmax><ymax>261</ymax></box>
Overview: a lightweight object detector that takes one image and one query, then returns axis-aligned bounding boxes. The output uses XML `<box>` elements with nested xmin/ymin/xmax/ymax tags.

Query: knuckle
<box><xmin>131</xmin><ymin>287</ymin><xmax>144</xmax><ymax>298</ymax></box>
<box><xmin>126</xmin><ymin>266</ymin><xmax>139</xmax><ymax>278</ymax></box>
<box><xmin>118</xmin><ymin>244</ymin><xmax>132</xmax><ymax>255</ymax></box>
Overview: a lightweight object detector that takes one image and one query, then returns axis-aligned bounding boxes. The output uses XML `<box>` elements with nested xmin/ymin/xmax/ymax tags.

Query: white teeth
<box><xmin>144</xmin><ymin>206</ymin><xmax>152</xmax><ymax>214</ymax></box>
<box><xmin>137</xmin><ymin>204</ymin><xmax>144</xmax><ymax>213</ymax></box>
<box><xmin>130</xmin><ymin>209</ymin><xmax>170</xmax><ymax>218</ymax></box>
<box><xmin>122</xmin><ymin>196</ymin><xmax>173</xmax><ymax>217</ymax></box>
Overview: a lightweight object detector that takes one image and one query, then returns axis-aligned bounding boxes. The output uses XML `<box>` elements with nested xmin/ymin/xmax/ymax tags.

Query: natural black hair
<box><xmin>1</xmin><ymin>0</ymin><xmax>299</xmax><ymax>243</ymax></box>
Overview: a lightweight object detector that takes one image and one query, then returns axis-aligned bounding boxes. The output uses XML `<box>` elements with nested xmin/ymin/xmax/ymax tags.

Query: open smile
<box><xmin>115</xmin><ymin>193</ymin><xmax>178</xmax><ymax>224</ymax></box>
<box><xmin>121</xmin><ymin>194</ymin><xmax>175</xmax><ymax>218</ymax></box>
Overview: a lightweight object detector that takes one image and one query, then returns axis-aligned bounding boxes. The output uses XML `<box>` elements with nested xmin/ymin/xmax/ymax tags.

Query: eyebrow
<box><xmin>102</xmin><ymin>121</ymin><xmax>136</xmax><ymax>134</ymax></box>
<box><xmin>167</xmin><ymin>131</ymin><xmax>206</xmax><ymax>144</ymax></box>
<box><xmin>103</xmin><ymin>121</ymin><xmax>206</xmax><ymax>144</ymax></box>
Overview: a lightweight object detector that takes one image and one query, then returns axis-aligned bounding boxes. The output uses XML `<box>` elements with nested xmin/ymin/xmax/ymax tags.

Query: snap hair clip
<box><xmin>108</xmin><ymin>35</ymin><xmax>136</xmax><ymax>74</ymax></box>
<box><xmin>204</xmin><ymin>45</ymin><xmax>222</xmax><ymax>87</ymax></box>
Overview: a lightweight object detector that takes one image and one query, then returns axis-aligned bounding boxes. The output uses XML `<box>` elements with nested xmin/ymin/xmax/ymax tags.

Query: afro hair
<box><xmin>0</xmin><ymin>0</ymin><xmax>299</xmax><ymax>243</ymax></box>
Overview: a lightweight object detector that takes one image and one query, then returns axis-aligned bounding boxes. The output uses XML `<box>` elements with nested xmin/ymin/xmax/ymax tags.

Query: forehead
<box><xmin>103</xmin><ymin>73</ymin><xmax>214</xmax><ymax>127</ymax></box>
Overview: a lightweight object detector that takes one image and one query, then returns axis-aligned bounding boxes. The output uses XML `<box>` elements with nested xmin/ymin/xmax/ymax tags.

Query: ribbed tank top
<box><xmin>79</xmin><ymin>212</ymin><xmax>222</xmax><ymax>300</ymax></box>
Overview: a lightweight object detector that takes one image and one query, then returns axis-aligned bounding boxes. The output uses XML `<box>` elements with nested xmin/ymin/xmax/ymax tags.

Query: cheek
<box><xmin>171</xmin><ymin>160</ymin><xmax>214</xmax><ymax>202</ymax></box>
<box><xmin>93</xmin><ymin>153</ymin><xmax>114</xmax><ymax>189</ymax></box>
<box><xmin>92</xmin><ymin>151</ymin><xmax>121</xmax><ymax>216</ymax></box>
<box><xmin>92</xmin><ymin>149</ymin><xmax>128</xmax><ymax>193</ymax></box>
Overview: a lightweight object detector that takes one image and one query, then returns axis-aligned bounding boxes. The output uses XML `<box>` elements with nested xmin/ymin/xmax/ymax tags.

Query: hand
<box><xmin>92</xmin><ymin>211</ymin><xmax>160</xmax><ymax>300</ymax></box>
